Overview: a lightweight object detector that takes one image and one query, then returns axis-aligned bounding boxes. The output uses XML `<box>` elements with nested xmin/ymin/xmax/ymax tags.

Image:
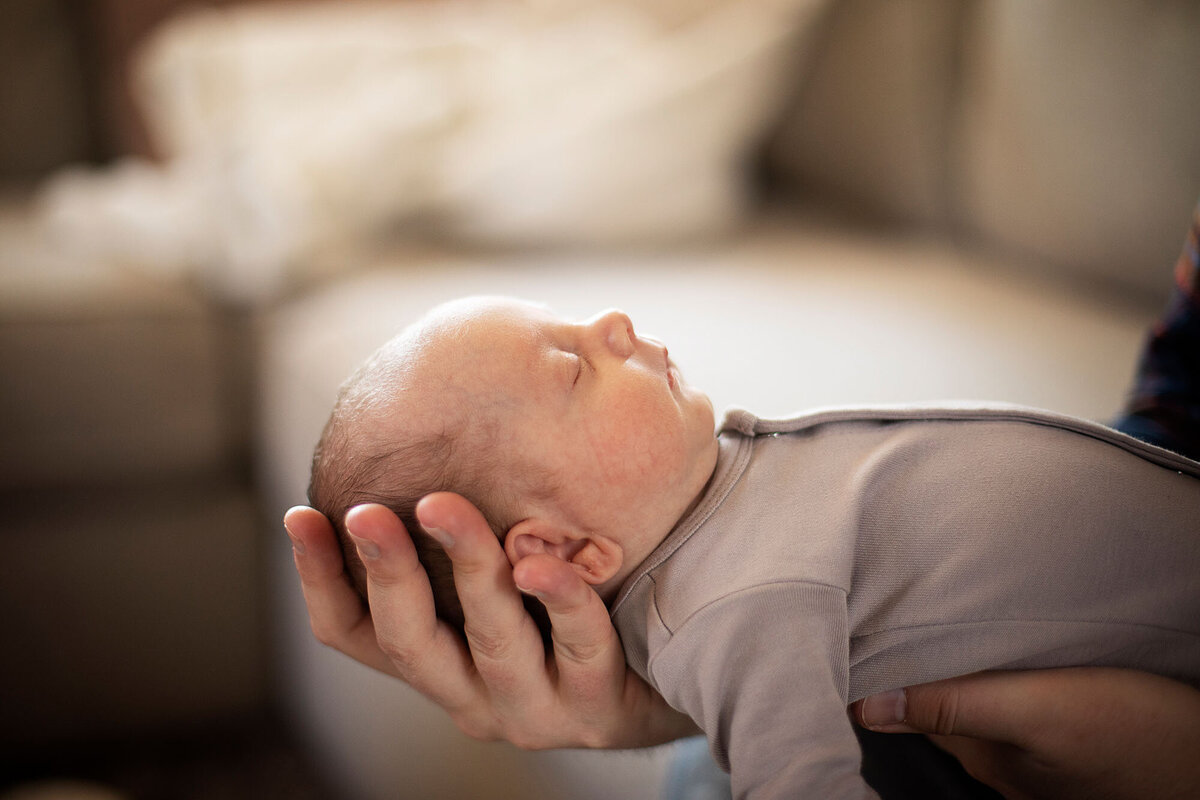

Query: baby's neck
<box><xmin>598</xmin><ymin>460</ymin><xmax>719</xmax><ymax>606</ymax></box>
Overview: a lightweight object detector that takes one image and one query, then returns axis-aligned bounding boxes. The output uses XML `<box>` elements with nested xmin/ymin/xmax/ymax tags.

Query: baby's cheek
<box><xmin>584</xmin><ymin>403</ymin><xmax>683</xmax><ymax>488</ymax></box>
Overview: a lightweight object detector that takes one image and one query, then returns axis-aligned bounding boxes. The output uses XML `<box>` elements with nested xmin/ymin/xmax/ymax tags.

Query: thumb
<box><xmin>854</xmin><ymin>671</ymin><xmax>1040</xmax><ymax>745</ymax></box>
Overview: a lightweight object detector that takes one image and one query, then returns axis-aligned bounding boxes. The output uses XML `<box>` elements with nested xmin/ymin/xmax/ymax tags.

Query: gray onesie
<box><xmin>610</xmin><ymin>404</ymin><xmax>1200</xmax><ymax>800</ymax></box>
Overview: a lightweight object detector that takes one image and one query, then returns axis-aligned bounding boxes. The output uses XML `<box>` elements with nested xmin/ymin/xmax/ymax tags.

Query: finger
<box><xmin>513</xmin><ymin>556</ymin><xmax>624</xmax><ymax>699</ymax></box>
<box><xmin>415</xmin><ymin>493</ymin><xmax>548</xmax><ymax>705</ymax></box>
<box><xmin>284</xmin><ymin>506</ymin><xmax>397</xmax><ymax>676</ymax></box>
<box><xmin>855</xmin><ymin>671</ymin><xmax>1049</xmax><ymax>744</ymax></box>
<box><xmin>513</xmin><ymin>554</ymin><xmax>621</xmax><ymax>671</ymax></box>
<box><xmin>346</xmin><ymin>503</ymin><xmax>487</xmax><ymax>716</ymax></box>
<box><xmin>514</xmin><ymin>554</ymin><xmax>697</xmax><ymax>747</ymax></box>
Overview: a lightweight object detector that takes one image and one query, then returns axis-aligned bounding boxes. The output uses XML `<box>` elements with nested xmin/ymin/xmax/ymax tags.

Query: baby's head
<box><xmin>309</xmin><ymin>296</ymin><xmax>719</xmax><ymax>629</ymax></box>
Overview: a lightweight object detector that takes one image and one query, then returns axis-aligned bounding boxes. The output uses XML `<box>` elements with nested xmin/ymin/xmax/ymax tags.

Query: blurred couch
<box><xmin>3</xmin><ymin>1</ymin><xmax>1200</xmax><ymax>798</ymax></box>
<box><xmin>0</xmin><ymin>210</ymin><xmax>264</xmax><ymax>751</ymax></box>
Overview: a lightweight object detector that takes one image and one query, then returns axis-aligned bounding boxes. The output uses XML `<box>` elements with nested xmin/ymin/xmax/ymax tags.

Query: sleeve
<box><xmin>648</xmin><ymin>582</ymin><xmax>878</xmax><ymax>800</ymax></box>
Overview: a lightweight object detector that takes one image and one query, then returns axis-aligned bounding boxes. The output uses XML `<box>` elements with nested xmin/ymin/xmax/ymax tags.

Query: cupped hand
<box><xmin>851</xmin><ymin>667</ymin><xmax>1200</xmax><ymax>800</ymax></box>
<box><xmin>284</xmin><ymin>494</ymin><xmax>696</xmax><ymax>750</ymax></box>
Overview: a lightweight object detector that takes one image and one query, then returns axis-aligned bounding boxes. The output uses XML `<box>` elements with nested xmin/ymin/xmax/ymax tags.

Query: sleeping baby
<box><xmin>308</xmin><ymin>295</ymin><xmax>1200</xmax><ymax>799</ymax></box>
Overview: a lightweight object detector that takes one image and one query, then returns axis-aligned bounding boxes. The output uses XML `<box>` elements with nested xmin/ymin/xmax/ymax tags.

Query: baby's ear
<box><xmin>505</xmin><ymin>518</ymin><xmax>623</xmax><ymax>585</ymax></box>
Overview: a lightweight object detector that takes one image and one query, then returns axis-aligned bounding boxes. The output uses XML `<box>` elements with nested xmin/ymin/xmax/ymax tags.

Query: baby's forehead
<box><xmin>378</xmin><ymin>300</ymin><xmax>541</xmax><ymax>388</ymax></box>
<box><xmin>369</xmin><ymin>296</ymin><xmax>567</xmax><ymax>405</ymax></box>
<box><xmin>412</xmin><ymin>298</ymin><xmax>560</xmax><ymax>360</ymax></box>
<box><xmin>424</xmin><ymin>296</ymin><xmax>557</xmax><ymax>331</ymax></box>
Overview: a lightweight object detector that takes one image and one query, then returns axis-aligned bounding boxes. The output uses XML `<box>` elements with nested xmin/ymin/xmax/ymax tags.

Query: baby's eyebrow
<box><xmin>535</xmin><ymin>315</ymin><xmax>573</xmax><ymax>348</ymax></box>
<box><xmin>527</xmin><ymin>326</ymin><xmax>569</xmax><ymax>377</ymax></box>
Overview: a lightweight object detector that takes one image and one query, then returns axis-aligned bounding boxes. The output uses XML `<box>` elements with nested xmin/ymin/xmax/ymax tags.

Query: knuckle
<box><xmin>453</xmin><ymin>715</ymin><xmax>500</xmax><ymax>743</ymax></box>
<box><xmin>932</xmin><ymin>690</ymin><xmax>961</xmax><ymax>737</ymax></box>
<box><xmin>505</xmin><ymin>733</ymin><xmax>541</xmax><ymax>751</ymax></box>
<box><xmin>500</xmin><ymin>727</ymin><xmax>529</xmax><ymax>750</ymax></box>
<box><xmin>309</xmin><ymin>619</ymin><xmax>339</xmax><ymax>649</ymax></box>
<box><xmin>377</xmin><ymin>642</ymin><xmax>424</xmax><ymax>679</ymax></box>
<box><xmin>447</xmin><ymin>553</ymin><xmax>490</xmax><ymax>579</ymax></box>
<box><xmin>363</xmin><ymin>562</ymin><xmax>405</xmax><ymax>590</ymax></box>
<box><xmin>478</xmin><ymin>669</ymin><xmax>524</xmax><ymax>702</ymax></box>
<box><xmin>554</xmin><ymin>637</ymin><xmax>606</xmax><ymax>666</ymax></box>
<box><xmin>500</xmin><ymin>723</ymin><xmax>545</xmax><ymax>752</ymax></box>
<box><xmin>552</xmin><ymin>624</ymin><xmax>615</xmax><ymax>666</ymax></box>
<box><xmin>364</xmin><ymin>547</ymin><xmax>426</xmax><ymax>589</ymax></box>
<box><xmin>464</xmin><ymin>624</ymin><xmax>514</xmax><ymax>664</ymax></box>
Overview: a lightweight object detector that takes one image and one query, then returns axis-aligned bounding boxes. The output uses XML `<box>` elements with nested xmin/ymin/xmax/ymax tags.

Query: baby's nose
<box><xmin>594</xmin><ymin>309</ymin><xmax>635</xmax><ymax>358</ymax></box>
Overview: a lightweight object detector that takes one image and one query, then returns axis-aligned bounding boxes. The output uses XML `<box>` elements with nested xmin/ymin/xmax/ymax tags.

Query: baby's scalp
<box><xmin>310</xmin><ymin>297</ymin><xmax>586</xmax><ymax>625</ymax></box>
<box><xmin>308</xmin><ymin>302</ymin><xmax>529</xmax><ymax>625</ymax></box>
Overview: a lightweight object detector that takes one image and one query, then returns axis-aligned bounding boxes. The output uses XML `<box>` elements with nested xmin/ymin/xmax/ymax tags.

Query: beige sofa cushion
<box><xmin>0</xmin><ymin>201</ymin><xmax>242</xmax><ymax>487</ymax></box>
<box><xmin>768</xmin><ymin>0</ymin><xmax>964</xmax><ymax>229</ymax></box>
<box><xmin>956</xmin><ymin>0</ymin><xmax>1200</xmax><ymax>298</ymax></box>
<box><xmin>1</xmin><ymin>481</ymin><xmax>262</xmax><ymax>746</ymax></box>
<box><xmin>769</xmin><ymin>0</ymin><xmax>1200</xmax><ymax>300</ymax></box>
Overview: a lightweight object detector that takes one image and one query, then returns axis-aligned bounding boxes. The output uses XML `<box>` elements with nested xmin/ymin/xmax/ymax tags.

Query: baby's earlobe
<box><xmin>504</xmin><ymin>519</ymin><xmax>619</xmax><ymax>584</ymax></box>
<box><xmin>567</xmin><ymin>537</ymin><xmax>623</xmax><ymax>586</ymax></box>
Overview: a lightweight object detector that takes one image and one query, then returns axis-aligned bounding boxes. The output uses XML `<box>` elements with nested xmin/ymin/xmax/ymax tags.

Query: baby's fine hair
<box><xmin>307</xmin><ymin>349</ymin><xmax>552</xmax><ymax>637</ymax></box>
<box><xmin>309</xmin><ymin>415</ymin><xmax>469</xmax><ymax>628</ymax></box>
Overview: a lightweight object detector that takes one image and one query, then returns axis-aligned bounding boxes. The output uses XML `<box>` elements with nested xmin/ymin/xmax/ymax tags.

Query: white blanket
<box><xmin>36</xmin><ymin>0</ymin><xmax>827</xmax><ymax>300</ymax></box>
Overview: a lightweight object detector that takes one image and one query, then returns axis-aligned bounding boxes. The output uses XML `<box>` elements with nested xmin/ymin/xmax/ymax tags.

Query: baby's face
<box><xmin>412</xmin><ymin>297</ymin><xmax>718</xmax><ymax>559</ymax></box>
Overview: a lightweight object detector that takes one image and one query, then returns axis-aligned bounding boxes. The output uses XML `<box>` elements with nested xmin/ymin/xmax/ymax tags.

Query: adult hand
<box><xmin>283</xmin><ymin>494</ymin><xmax>697</xmax><ymax>750</ymax></box>
<box><xmin>851</xmin><ymin>667</ymin><xmax>1200</xmax><ymax>800</ymax></box>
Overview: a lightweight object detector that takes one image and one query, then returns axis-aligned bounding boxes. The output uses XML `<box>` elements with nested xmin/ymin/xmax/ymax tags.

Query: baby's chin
<box><xmin>691</xmin><ymin>387</ymin><xmax>717</xmax><ymax>430</ymax></box>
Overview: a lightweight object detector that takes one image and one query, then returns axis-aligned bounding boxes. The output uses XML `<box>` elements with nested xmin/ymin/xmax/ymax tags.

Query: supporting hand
<box><xmin>284</xmin><ymin>494</ymin><xmax>696</xmax><ymax>749</ymax></box>
<box><xmin>852</xmin><ymin>668</ymin><xmax>1200</xmax><ymax>800</ymax></box>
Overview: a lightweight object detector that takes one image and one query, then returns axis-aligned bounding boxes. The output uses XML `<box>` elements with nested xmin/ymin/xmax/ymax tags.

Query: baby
<box><xmin>309</xmin><ymin>295</ymin><xmax>1200</xmax><ymax>799</ymax></box>
<box><xmin>309</xmin><ymin>296</ymin><xmax>719</xmax><ymax>627</ymax></box>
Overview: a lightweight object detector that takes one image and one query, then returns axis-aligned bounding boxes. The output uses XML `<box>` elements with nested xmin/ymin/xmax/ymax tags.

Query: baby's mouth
<box><xmin>643</xmin><ymin>335</ymin><xmax>674</xmax><ymax>386</ymax></box>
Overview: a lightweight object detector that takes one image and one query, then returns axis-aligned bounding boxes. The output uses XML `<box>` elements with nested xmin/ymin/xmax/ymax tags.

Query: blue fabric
<box><xmin>1112</xmin><ymin>199</ymin><xmax>1200</xmax><ymax>460</ymax></box>
<box><xmin>661</xmin><ymin>737</ymin><xmax>731</xmax><ymax>800</ymax></box>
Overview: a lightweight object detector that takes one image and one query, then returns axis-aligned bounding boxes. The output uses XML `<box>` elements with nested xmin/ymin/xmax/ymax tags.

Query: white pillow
<box><xmin>38</xmin><ymin>0</ymin><xmax>829</xmax><ymax>301</ymax></box>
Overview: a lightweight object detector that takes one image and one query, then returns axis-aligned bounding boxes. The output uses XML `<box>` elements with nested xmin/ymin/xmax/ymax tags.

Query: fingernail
<box><xmin>860</xmin><ymin>689</ymin><xmax>907</xmax><ymax>729</ymax></box>
<box><xmin>424</xmin><ymin>525</ymin><xmax>453</xmax><ymax>550</ymax></box>
<box><xmin>515</xmin><ymin>581</ymin><xmax>545</xmax><ymax>600</ymax></box>
<box><xmin>349</xmin><ymin>534</ymin><xmax>380</xmax><ymax>560</ymax></box>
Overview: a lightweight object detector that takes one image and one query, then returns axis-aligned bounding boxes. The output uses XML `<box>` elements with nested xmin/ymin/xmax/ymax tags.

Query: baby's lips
<box><xmin>637</xmin><ymin>334</ymin><xmax>672</xmax><ymax>376</ymax></box>
<box><xmin>664</xmin><ymin>348</ymin><xmax>678</xmax><ymax>389</ymax></box>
